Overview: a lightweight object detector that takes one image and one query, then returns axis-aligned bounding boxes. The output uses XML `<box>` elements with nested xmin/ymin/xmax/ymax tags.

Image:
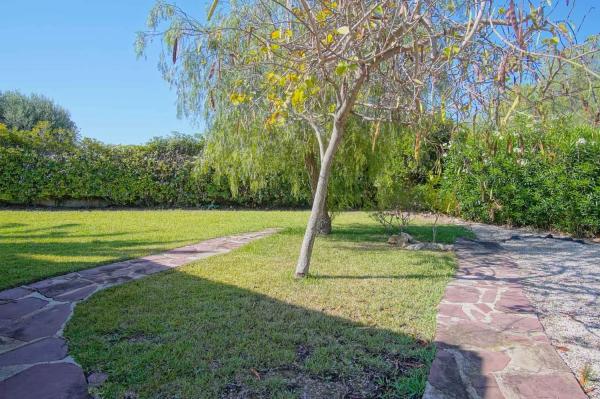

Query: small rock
<box><xmin>387</xmin><ymin>235</ymin><xmax>400</xmax><ymax>245</ymax></box>
<box><xmin>404</xmin><ymin>242</ymin><xmax>454</xmax><ymax>251</ymax></box>
<box><xmin>387</xmin><ymin>232</ymin><xmax>415</xmax><ymax>247</ymax></box>
<box><xmin>87</xmin><ymin>372</ymin><xmax>108</xmax><ymax>387</ymax></box>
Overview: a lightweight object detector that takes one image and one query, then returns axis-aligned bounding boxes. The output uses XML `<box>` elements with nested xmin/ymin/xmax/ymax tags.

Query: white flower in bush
<box><xmin>576</xmin><ymin>138</ymin><xmax>587</xmax><ymax>146</ymax></box>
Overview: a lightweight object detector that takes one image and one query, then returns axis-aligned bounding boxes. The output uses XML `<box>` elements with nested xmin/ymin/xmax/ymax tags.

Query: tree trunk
<box><xmin>305</xmin><ymin>151</ymin><xmax>332</xmax><ymax>235</ymax></box>
<box><xmin>318</xmin><ymin>202</ymin><xmax>332</xmax><ymax>235</ymax></box>
<box><xmin>295</xmin><ymin>121</ymin><xmax>345</xmax><ymax>277</ymax></box>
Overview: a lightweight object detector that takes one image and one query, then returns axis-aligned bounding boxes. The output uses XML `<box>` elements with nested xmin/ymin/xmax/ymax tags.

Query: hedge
<box><xmin>2</xmin><ymin>120</ymin><xmax>599</xmax><ymax>237</ymax></box>
<box><xmin>442</xmin><ymin>121</ymin><xmax>600</xmax><ymax>237</ymax></box>
<box><xmin>0</xmin><ymin>125</ymin><xmax>309</xmax><ymax>208</ymax></box>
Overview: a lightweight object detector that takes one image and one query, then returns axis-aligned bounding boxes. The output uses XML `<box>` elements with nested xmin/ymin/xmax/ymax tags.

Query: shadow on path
<box><xmin>424</xmin><ymin>238</ymin><xmax>588</xmax><ymax>399</ymax></box>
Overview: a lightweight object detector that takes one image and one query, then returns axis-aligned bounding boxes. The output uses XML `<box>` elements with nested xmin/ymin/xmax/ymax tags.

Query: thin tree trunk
<box><xmin>319</xmin><ymin>202</ymin><xmax>332</xmax><ymax>235</ymax></box>
<box><xmin>295</xmin><ymin>121</ymin><xmax>344</xmax><ymax>277</ymax></box>
<box><xmin>305</xmin><ymin>151</ymin><xmax>332</xmax><ymax>235</ymax></box>
<box><xmin>295</xmin><ymin>68</ymin><xmax>367</xmax><ymax>278</ymax></box>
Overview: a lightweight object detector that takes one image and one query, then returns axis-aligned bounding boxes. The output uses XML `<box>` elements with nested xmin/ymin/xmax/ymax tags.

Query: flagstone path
<box><xmin>424</xmin><ymin>235</ymin><xmax>588</xmax><ymax>399</ymax></box>
<box><xmin>0</xmin><ymin>229</ymin><xmax>278</xmax><ymax>399</ymax></box>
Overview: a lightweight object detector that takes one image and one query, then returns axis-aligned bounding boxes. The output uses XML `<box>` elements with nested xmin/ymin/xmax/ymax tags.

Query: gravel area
<box><xmin>469</xmin><ymin>223</ymin><xmax>600</xmax><ymax>398</ymax></box>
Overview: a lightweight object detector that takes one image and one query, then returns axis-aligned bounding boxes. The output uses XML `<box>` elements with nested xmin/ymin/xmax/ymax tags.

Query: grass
<box><xmin>0</xmin><ymin>210</ymin><xmax>310</xmax><ymax>290</ymax></box>
<box><xmin>55</xmin><ymin>211</ymin><xmax>474</xmax><ymax>398</ymax></box>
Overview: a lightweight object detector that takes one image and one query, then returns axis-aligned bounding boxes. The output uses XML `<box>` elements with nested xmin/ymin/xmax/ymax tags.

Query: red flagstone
<box><xmin>424</xmin><ymin>238</ymin><xmax>587</xmax><ymax>399</ymax></box>
<box><xmin>0</xmin><ymin>298</ymin><xmax>47</xmax><ymax>320</ymax></box>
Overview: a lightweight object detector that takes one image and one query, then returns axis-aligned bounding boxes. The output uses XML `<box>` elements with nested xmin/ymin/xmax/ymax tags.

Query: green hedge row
<box><xmin>2</xmin><ymin>120</ymin><xmax>599</xmax><ymax>237</ymax></box>
<box><xmin>442</xmin><ymin>121</ymin><xmax>600</xmax><ymax>237</ymax></box>
<box><xmin>0</xmin><ymin>124</ymin><xmax>309</xmax><ymax>208</ymax></box>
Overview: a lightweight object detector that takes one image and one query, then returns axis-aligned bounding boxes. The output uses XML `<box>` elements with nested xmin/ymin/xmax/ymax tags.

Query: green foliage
<box><xmin>371</xmin><ymin>119</ymin><xmax>453</xmax><ymax>212</ymax></box>
<box><xmin>0</xmin><ymin>123</ymin><xmax>303</xmax><ymax>208</ymax></box>
<box><xmin>442</xmin><ymin>118</ymin><xmax>600</xmax><ymax>237</ymax></box>
<box><xmin>0</xmin><ymin>90</ymin><xmax>78</xmax><ymax>133</ymax></box>
<box><xmin>203</xmin><ymin>110</ymin><xmax>311</xmax><ymax>206</ymax></box>
<box><xmin>2</xmin><ymin>103</ymin><xmax>599</xmax><ymax>238</ymax></box>
<box><xmin>203</xmin><ymin>113</ymin><xmax>385</xmax><ymax>211</ymax></box>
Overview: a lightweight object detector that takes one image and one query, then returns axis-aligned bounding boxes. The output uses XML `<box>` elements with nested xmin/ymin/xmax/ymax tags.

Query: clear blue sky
<box><xmin>0</xmin><ymin>1</ymin><xmax>208</xmax><ymax>144</ymax></box>
<box><xmin>0</xmin><ymin>1</ymin><xmax>598</xmax><ymax>144</ymax></box>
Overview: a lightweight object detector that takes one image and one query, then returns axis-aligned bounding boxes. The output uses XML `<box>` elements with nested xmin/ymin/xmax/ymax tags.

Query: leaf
<box><xmin>558</xmin><ymin>23</ymin><xmax>569</xmax><ymax>34</ymax></box>
<box><xmin>316</xmin><ymin>9</ymin><xmax>329</xmax><ymax>22</ymax></box>
<box><xmin>291</xmin><ymin>88</ymin><xmax>305</xmax><ymax>110</ymax></box>
<box><xmin>250</xmin><ymin>368</ymin><xmax>261</xmax><ymax>380</ymax></box>
<box><xmin>207</xmin><ymin>0</ymin><xmax>219</xmax><ymax>21</ymax></box>
<box><xmin>335</xmin><ymin>61</ymin><xmax>348</xmax><ymax>75</ymax></box>
<box><xmin>442</xmin><ymin>45</ymin><xmax>460</xmax><ymax>59</ymax></box>
<box><xmin>336</xmin><ymin>26</ymin><xmax>350</xmax><ymax>35</ymax></box>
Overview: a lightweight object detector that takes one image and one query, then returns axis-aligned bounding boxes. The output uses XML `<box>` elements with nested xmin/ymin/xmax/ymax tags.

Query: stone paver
<box><xmin>424</xmin><ymin>237</ymin><xmax>587</xmax><ymax>399</ymax></box>
<box><xmin>470</xmin><ymin>223</ymin><xmax>600</xmax><ymax>399</ymax></box>
<box><xmin>0</xmin><ymin>229</ymin><xmax>277</xmax><ymax>398</ymax></box>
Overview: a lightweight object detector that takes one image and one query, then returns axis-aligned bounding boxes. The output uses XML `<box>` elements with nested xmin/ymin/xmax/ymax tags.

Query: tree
<box><xmin>140</xmin><ymin>0</ymin><xmax>588</xmax><ymax>277</ymax></box>
<box><xmin>202</xmin><ymin>105</ymin><xmax>382</xmax><ymax>233</ymax></box>
<box><xmin>0</xmin><ymin>91</ymin><xmax>78</xmax><ymax>133</ymax></box>
<box><xmin>514</xmin><ymin>34</ymin><xmax>600</xmax><ymax>126</ymax></box>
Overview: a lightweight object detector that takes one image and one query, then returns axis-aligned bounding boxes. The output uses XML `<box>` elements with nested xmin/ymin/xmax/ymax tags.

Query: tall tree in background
<box><xmin>0</xmin><ymin>91</ymin><xmax>77</xmax><ymax>133</ymax></box>
<box><xmin>520</xmin><ymin>35</ymin><xmax>600</xmax><ymax>126</ymax></box>
<box><xmin>139</xmin><ymin>0</ymin><xmax>590</xmax><ymax>277</ymax></box>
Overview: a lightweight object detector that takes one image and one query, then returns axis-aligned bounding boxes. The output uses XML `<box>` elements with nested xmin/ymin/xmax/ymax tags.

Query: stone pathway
<box><xmin>424</xmin><ymin>236</ymin><xmax>588</xmax><ymax>399</ymax></box>
<box><xmin>471</xmin><ymin>223</ymin><xmax>600</xmax><ymax>399</ymax></box>
<box><xmin>0</xmin><ymin>229</ymin><xmax>277</xmax><ymax>399</ymax></box>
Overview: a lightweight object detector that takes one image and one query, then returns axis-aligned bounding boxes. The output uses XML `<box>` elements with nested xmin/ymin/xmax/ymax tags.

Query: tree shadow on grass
<box><xmin>322</xmin><ymin>223</ymin><xmax>473</xmax><ymax>245</ymax></box>
<box><xmin>0</xmin><ymin>221</ymin><xmax>192</xmax><ymax>290</ymax></box>
<box><xmin>65</xmin><ymin>267</ymin><xmax>484</xmax><ymax>399</ymax></box>
<box><xmin>0</xmin><ymin>223</ymin><xmax>80</xmax><ymax>234</ymax></box>
<box><xmin>0</xmin><ymin>222</ymin><xmax>27</xmax><ymax>229</ymax></box>
<box><xmin>0</xmin><ymin>219</ymin><xmax>486</xmax><ymax>398</ymax></box>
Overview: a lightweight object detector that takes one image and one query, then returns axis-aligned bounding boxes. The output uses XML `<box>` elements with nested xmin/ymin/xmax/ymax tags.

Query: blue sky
<box><xmin>0</xmin><ymin>1</ymin><xmax>598</xmax><ymax>144</ymax></box>
<box><xmin>0</xmin><ymin>1</ymin><xmax>207</xmax><ymax>144</ymax></box>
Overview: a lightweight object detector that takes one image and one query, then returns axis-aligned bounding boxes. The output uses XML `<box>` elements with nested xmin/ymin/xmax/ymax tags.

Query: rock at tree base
<box><xmin>406</xmin><ymin>242</ymin><xmax>453</xmax><ymax>251</ymax></box>
<box><xmin>387</xmin><ymin>232</ymin><xmax>415</xmax><ymax>246</ymax></box>
<box><xmin>388</xmin><ymin>233</ymin><xmax>453</xmax><ymax>251</ymax></box>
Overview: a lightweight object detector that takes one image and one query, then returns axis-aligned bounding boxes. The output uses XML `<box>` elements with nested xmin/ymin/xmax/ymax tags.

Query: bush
<box><xmin>0</xmin><ymin>91</ymin><xmax>77</xmax><ymax>132</ymax></box>
<box><xmin>2</xmin><ymin>114</ymin><xmax>598</xmax><ymax>238</ymax></box>
<box><xmin>0</xmin><ymin>123</ymin><xmax>309</xmax><ymax>208</ymax></box>
<box><xmin>442</xmin><ymin>119</ymin><xmax>600</xmax><ymax>237</ymax></box>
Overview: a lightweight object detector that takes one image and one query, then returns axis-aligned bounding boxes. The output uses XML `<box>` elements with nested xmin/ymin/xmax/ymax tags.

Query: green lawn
<box><xmin>0</xmin><ymin>210</ymin><xmax>310</xmax><ymax>290</ymax></box>
<box><xmin>52</xmin><ymin>211</ymin><xmax>474</xmax><ymax>398</ymax></box>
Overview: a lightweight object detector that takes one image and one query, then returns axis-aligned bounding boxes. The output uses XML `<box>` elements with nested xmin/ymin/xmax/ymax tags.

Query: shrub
<box><xmin>0</xmin><ymin>123</ymin><xmax>309</xmax><ymax>208</ymax></box>
<box><xmin>442</xmin><ymin>119</ymin><xmax>600</xmax><ymax>237</ymax></box>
